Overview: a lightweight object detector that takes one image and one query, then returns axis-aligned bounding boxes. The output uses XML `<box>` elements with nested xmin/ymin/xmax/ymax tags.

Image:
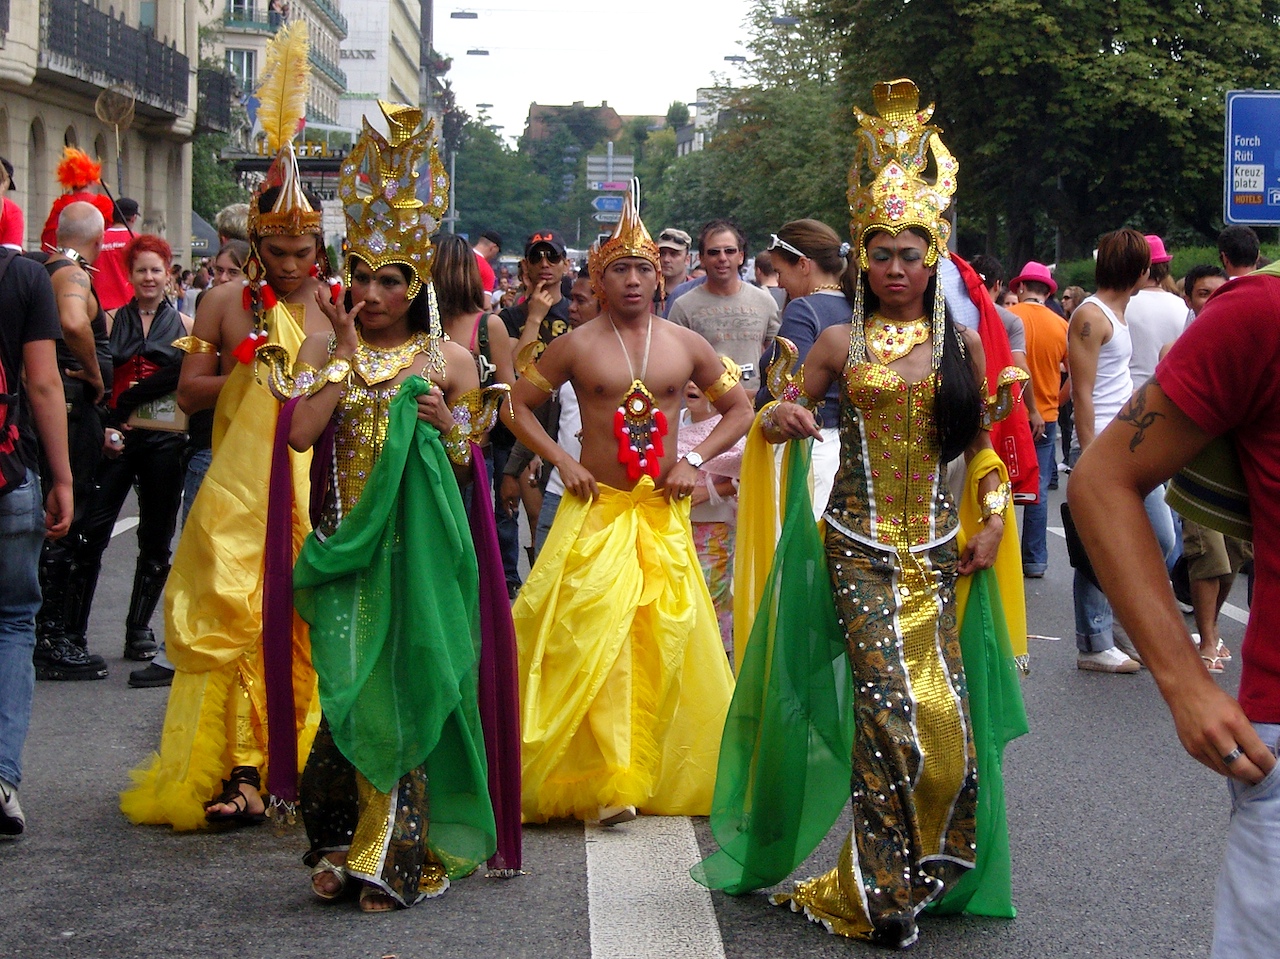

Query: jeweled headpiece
<box><xmin>587</xmin><ymin>178</ymin><xmax>662</xmax><ymax>300</ymax></box>
<box><xmin>248</xmin><ymin>21</ymin><xmax>323</xmax><ymax>241</ymax></box>
<box><xmin>337</xmin><ymin>100</ymin><xmax>448</xmax><ymax>300</ymax></box>
<box><xmin>847</xmin><ymin>78</ymin><xmax>957</xmax><ymax>269</ymax></box>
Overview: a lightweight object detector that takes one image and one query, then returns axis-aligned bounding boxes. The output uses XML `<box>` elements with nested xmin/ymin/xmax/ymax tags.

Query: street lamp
<box><xmin>467</xmin><ymin>48</ymin><xmax>490</xmax><ymax>56</ymax></box>
<box><xmin>770</xmin><ymin>15</ymin><xmax>800</xmax><ymax>26</ymax></box>
<box><xmin>450</xmin><ymin>10</ymin><xmax>478</xmax><ymax>18</ymax></box>
<box><xmin>724</xmin><ymin>55</ymin><xmax>746</xmax><ymax>63</ymax></box>
<box><xmin>476</xmin><ymin>103</ymin><xmax>493</xmax><ymax>109</ymax></box>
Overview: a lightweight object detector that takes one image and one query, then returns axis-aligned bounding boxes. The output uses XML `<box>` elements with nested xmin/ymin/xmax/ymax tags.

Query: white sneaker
<box><xmin>0</xmin><ymin>778</ymin><xmax>24</xmax><ymax>836</ymax></box>
<box><xmin>1077</xmin><ymin>647</ymin><xmax>1141</xmax><ymax>674</ymax></box>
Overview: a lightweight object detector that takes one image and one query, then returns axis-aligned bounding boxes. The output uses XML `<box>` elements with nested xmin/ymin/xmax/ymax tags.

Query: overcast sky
<box><xmin>433</xmin><ymin>1</ymin><xmax>756</xmax><ymax>144</ymax></box>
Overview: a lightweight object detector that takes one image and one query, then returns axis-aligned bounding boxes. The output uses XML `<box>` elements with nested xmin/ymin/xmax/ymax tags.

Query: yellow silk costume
<box><xmin>514</xmin><ymin>477</ymin><xmax>734</xmax><ymax>823</ymax></box>
<box><xmin>121</xmin><ymin>302</ymin><xmax>319</xmax><ymax>830</ymax></box>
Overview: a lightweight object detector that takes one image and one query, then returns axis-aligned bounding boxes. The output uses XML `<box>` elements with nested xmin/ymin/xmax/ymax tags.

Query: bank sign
<box><xmin>1224</xmin><ymin>90</ymin><xmax>1280</xmax><ymax>226</ymax></box>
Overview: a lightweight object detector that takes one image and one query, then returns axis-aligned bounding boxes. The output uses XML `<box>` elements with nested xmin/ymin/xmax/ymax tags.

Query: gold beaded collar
<box><xmin>865</xmin><ymin>314</ymin><xmax>930</xmax><ymax>366</ymax></box>
<box><xmin>327</xmin><ymin>331</ymin><xmax>437</xmax><ymax>385</ymax></box>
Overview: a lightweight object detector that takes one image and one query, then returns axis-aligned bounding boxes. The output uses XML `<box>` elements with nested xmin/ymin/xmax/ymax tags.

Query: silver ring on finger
<box><xmin>1222</xmin><ymin>746</ymin><xmax>1244</xmax><ymax>765</ymax></box>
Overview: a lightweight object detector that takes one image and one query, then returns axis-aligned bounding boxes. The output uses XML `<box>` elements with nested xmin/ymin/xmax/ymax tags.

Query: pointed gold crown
<box><xmin>249</xmin><ymin>21</ymin><xmax>323</xmax><ymax>240</ymax></box>
<box><xmin>337</xmin><ymin>100</ymin><xmax>448</xmax><ymax>299</ymax></box>
<box><xmin>847</xmin><ymin>78</ymin><xmax>958</xmax><ymax>269</ymax></box>
<box><xmin>588</xmin><ymin>178</ymin><xmax>662</xmax><ymax>299</ymax></box>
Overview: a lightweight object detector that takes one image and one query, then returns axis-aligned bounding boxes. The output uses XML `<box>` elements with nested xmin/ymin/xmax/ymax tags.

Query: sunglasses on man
<box><xmin>527</xmin><ymin>249</ymin><xmax>564</xmax><ymax>265</ymax></box>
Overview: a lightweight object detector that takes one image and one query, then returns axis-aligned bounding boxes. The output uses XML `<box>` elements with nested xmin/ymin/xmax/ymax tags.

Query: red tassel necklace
<box><xmin>610</xmin><ymin>314</ymin><xmax>666</xmax><ymax>481</ymax></box>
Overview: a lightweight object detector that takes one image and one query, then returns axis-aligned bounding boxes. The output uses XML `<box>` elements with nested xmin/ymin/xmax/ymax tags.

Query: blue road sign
<box><xmin>1225</xmin><ymin>90</ymin><xmax>1280</xmax><ymax>226</ymax></box>
<box><xmin>591</xmin><ymin>195</ymin><xmax>625</xmax><ymax>213</ymax></box>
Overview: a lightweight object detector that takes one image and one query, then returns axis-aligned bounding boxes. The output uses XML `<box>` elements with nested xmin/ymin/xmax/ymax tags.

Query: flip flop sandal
<box><xmin>1217</xmin><ymin>639</ymin><xmax>1232</xmax><ymax>661</ymax></box>
<box><xmin>310</xmin><ymin>857</ymin><xmax>349</xmax><ymax>902</ymax></box>
<box><xmin>1201</xmin><ymin>654</ymin><xmax>1225</xmax><ymax>674</ymax></box>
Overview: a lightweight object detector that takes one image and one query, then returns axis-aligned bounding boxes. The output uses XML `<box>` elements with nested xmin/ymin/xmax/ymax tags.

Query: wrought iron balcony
<box><xmin>308</xmin><ymin>47</ymin><xmax>347</xmax><ymax>89</ymax></box>
<box><xmin>309</xmin><ymin>0</ymin><xmax>347</xmax><ymax>37</ymax></box>
<box><xmin>40</xmin><ymin>0</ymin><xmax>190</xmax><ymax>117</ymax></box>
<box><xmin>222</xmin><ymin>0</ymin><xmax>274</xmax><ymax>33</ymax></box>
<box><xmin>197</xmin><ymin>67</ymin><xmax>235</xmax><ymax>133</ymax></box>
<box><xmin>0</xmin><ymin>0</ymin><xmax>10</xmax><ymax>36</ymax></box>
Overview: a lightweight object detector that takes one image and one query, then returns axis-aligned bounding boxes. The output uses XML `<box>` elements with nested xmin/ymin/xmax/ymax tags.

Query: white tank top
<box><xmin>1077</xmin><ymin>295</ymin><xmax>1133</xmax><ymax>436</ymax></box>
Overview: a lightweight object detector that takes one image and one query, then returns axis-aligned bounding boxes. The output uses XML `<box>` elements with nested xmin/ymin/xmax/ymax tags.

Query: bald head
<box><xmin>57</xmin><ymin>201</ymin><xmax>106</xmax><ymax>249</ymax></box>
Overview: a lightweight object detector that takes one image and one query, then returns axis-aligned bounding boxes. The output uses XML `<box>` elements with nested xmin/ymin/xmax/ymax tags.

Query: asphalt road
<box><xmin>1</xmin><ymin>478</ymin><xmax>1245</xmax><ymax>959</ymax></box>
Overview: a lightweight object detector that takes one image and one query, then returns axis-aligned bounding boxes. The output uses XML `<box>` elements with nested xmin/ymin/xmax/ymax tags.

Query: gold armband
<box><xmin>764</xmin><ymin>336</ymin><xmax>819</xmax><ymax>408</ymax></box>
<box><xmin>514</xmin><ymin>341</ymin><xmax>553</xmax><ymax>394</ymax></box>
<box><xmin>172</xmin><ymin>335</ymin><xmax>217</xmax><ymax>355</ymax></box>
<box><xmin>985</xmin><ymin>366</ymin><xmax>1031</xmax><ymax>428</ymax></box>
<box><xmin>703</xmin><ymin>356</ymin><xmax>743</xmax><ymax>403</ymax></box>
<box><xmin>981</xmin><ymin>481</ymin><xmax>1011</xmax><ymax>523</ymax></box>
<box><xmin>289</xmin><ymin>356</ymin><xmax>351</xmax><ymax>399</ymax></box>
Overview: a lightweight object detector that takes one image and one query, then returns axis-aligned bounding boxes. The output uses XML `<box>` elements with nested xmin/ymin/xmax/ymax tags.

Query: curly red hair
<box><xmin>124</xmin><ymin>233</ymin><xmax>172</xmax><ymax>271</ymax></box>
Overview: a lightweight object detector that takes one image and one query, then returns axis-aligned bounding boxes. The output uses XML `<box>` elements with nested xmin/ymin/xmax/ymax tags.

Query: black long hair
<box><xmin>860</xmin><ymin>266</ymin><xmax>983</xmax><ymax>462</ymax></box>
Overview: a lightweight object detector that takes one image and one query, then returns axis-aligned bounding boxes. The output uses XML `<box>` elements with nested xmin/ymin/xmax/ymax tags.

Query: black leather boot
<box><xmin>124</xmin><ymin>560</ymin><xmax>168</xmax><ymax>661</ymax></box>
<box><xmin>33</xmin><ymin>553</ymin><xmax>107</xmax><ymax>681</ymax></box>
<box><xmin>62</xmin><ymin>559</ymin><xmax>101</xmax><ymax>651</ymax></box>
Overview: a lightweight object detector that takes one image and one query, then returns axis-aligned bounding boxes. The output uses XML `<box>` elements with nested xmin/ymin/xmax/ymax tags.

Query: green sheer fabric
<box><xmin>294</xmin><ymin>376</ymin><xmax>495</xmax><ymax>875</ymax></box>
<box><xmin>928</xmin><ymin>566</ymin><xmax>1028</xmax><ymax>917</ymax></box>
<box><xmin>691</xmin><ymin>439</ymin><xmax>854</xmax><ymax>894</ymax></box>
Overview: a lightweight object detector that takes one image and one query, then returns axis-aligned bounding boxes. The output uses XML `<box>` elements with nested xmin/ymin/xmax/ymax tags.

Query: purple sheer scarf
<box><xmin>468</xmin><ymin>444</ymin><xmax>524</xmax><ymax>872</ymax></box>
<box><xmin>262</xmin><ymin>397</ymin><xmax>304</xmax><ymax>803</ymax></box>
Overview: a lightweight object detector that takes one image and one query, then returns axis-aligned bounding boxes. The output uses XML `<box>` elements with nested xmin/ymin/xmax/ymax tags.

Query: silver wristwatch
<box><xmin>683</xmin><ymin>451</ymin><xmax>704</xmax><ymax>469</ymax></box>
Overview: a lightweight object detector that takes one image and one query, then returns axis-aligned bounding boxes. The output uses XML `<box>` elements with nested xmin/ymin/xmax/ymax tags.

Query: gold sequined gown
<box><xmin>775</xmin><ymin>354</ymin><xmax>978</xmax><ymax>945</ymax></box>
<box><xmin>298</xmin><ymin>370</ymin><xmax>450</xmax><ymax>905</ymax></box>
<box><xmin>121</xmin><ymin>302</ymin><xmax>319</xmax><ymax>830</ymax></box>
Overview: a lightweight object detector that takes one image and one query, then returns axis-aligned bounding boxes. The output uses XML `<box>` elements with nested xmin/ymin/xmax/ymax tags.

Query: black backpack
<box><xmin>0</xmin><ymin>248</ymin><xmax>29</xmax><ymax>495</ymax></box>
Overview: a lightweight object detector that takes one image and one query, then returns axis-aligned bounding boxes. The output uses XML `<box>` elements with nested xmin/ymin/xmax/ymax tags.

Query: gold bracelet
<box><xmin>172</xmin><ymin>335</ymin><xmax>217</xmax><ymax>355</ymax></box>
<box><xmin>290</xmin><ymin>356</ymin><xmax>351</xmax><ymax>398</ymax></box>
<box><xmin>980</xmin><ymin>481</ymin><xmax>1011</xmax><ymax>523</ymax></box>
<box><xmin>442</xmin><ymin>423</ymin><xmax>473</xmax><ymax>466</ymax></box>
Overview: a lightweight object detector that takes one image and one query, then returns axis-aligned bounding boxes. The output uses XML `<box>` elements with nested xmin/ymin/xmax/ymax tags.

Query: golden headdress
<box><xmin>337</xmin><ymin>100</ymin><xmax>448</xmax><ymax>300</ymax></box>
<box><xmin>847</xmin><ymin>78</ymin><xmax>957</xmax><ymax>269</ymax></box>
<box><xmin>587</xmin><ymin>178</ymin><xmax>662</xmax><ymax>300</ymax></box>
<box><xmin>248</xmin><ymin>21</ymin><xmax>322</xmax><ymax>240</ymax></box>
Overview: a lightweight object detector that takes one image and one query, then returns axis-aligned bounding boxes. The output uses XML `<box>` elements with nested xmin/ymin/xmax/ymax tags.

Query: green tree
<box><xmin>665</xmin><ymin>101</ymin><xmax>690</xmax><ymax>130</ymax></box>
<box><xmin>813</xmin><ymin>0</ymin><xmax>1280</xmax><ymax>265</ymax></box>
<box><xmin>453</xmin><ymin>119</ymin><xmax>549</xmax><ymax>242</ymax></box>
<box><xmin>191</xmin><ymin>130</ymin><xmax>248</xmax><ymax>223</ymax></box>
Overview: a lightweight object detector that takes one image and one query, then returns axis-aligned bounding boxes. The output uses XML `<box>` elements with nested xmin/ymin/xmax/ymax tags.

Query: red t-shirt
<box><xmin>474</xmin><ymin>249</ymin><xmax>496</xmax><ymax>294</ymax></box>
<box><xmin>1156</xmin><ymin>271</ymin><xmax>1280</xmax><ymax>723</ymax></box>
<box><xmin>94</xmin><ymin>224</ymin><xmax>134</xmax><ymax>310</ymax></box>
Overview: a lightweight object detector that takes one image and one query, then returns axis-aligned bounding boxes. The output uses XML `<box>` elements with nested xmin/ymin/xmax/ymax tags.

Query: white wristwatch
<box><xmin>683</xmin><ymin>451</ymin><xmax>704</xmax><ymax>469</ymax></box>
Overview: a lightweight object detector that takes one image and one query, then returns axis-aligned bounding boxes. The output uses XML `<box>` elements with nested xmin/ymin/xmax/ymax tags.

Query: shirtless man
<box><xmin>506</xmin><ymin>194</ymin><xmax>752</xmax><ymax>825</ymax></box>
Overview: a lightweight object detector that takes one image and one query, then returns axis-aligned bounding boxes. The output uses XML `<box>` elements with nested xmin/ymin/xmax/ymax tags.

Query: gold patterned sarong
<box><xmin>514</xmin><ymin>477</ymin><xmax>734</xmax><ymax>822</ymax></box>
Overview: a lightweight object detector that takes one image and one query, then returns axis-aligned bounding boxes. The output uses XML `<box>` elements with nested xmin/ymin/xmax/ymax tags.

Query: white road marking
<box><xmin>112</xmin><ymin>516</ymin><xmax>139</xmax><ymax>538</ymax></box>
<box><xmin>586</xmin><ymin>816</ymin><xmax>725</xmax><ymax>959</ymax></box>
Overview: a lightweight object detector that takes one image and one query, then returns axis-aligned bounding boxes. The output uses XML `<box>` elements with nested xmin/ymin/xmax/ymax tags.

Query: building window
<box><xmin>139</xmin><ymin>0</ymin><xmax>156</xmax><ymax>33</ymax></box>
<box><xmin>226</xmin><ymin>48</ymin><xmax>257</xmax><ymax>90</ymax></box>
<box><xmin>228</xmin><ymin>0</ymin><xmax>255</xmax><ymax>18</ymax></box>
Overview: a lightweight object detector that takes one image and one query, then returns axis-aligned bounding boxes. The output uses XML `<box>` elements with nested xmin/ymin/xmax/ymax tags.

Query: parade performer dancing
<box><xmin>270</xmin><ymin>100</ymin><xmax>509</xmax><ymax>911</ymax></box>
<box><xmin>506</xmin><ymin>183</ymin><xmax>752</xmax><ymax>825</ymax></box>
<box><xmin>121</xmin><ymin>22</ymin><xmax>333</xmax><ymax>829</ymax></box>
<box><xmin>39</xmin><ymin>148</ymin><xmax>117</xmax><ymax>253</ymax></box>
<box><xmin>693</xmin><ymin>79</ymin><xmax>1027</xmax><ymax>950</ymax></box>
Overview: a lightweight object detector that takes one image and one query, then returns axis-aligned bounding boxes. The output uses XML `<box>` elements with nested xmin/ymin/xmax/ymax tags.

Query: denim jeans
<box><xmin>1212</xmin><ymin>722</ymin><xmax>1280</xmax><ymax>959</ymax></box>
<box><xmin>534</xmin><ymin>491</ymin><xmax>562</xmax><ymax>559</ymax></box>
<box><xmin>1021</xmin><ymin>421</ymin><xmax>1057</xmax><ymax>575</ymax></box>
<box><xmin>1074</xmin><ymin>484</ymin><xmax>1177</xmax><ymax>652</ymax></box>
<box><xmin>0</xmin><ymin>471</ymin><xmax>48</xmax><ymax>787</ymax></box>
<box><xmin>182</xmin><ymin>447</ymin><xmax>212</xmax><ymax>528</ymax></box>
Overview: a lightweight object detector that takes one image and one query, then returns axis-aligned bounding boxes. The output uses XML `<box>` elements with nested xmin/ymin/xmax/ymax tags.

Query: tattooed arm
<box><xmin>1066</xmin><ymin>302</ymin><xmax>1108</xmax><ymax>451</ymax></box>
<box><xmin>1069</xmin><ymin>381</ymin><xmax>1275</xmax><ymax>785</ymax></box>
<box><xmin>50</xmin><ymin>264</ymin><xmax>105</xmax><ymax>402</ymax></box>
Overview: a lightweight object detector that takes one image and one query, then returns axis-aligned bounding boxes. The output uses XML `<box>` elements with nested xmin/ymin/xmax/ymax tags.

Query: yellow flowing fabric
<box><xmin>121</xmin><ymin>303</ymin><xmax>320</xmax><ymax>829</ymax></box>
<box><xmin>955</xmin><ymin>448</ymin><xmax>1027</xmax><ymax>666</ymax></box>
<box><xmin>514</xmin><ymin>476</ymin><xmax>734</xmax><ymax>823</ymax></box>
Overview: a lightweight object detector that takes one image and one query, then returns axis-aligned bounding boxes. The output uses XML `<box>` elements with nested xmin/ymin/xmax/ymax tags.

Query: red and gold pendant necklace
<box><xmin>610</xmin><ymin>313</ymin><xmax>667</xmax><ymax>480</ymax></box>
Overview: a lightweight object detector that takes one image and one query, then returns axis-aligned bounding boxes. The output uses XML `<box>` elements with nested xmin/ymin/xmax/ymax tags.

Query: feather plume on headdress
<box><xmin>56</xmin><ymin>148</ymin><xmax>102</xmax><ymax>190</ymax></box>
<box><xmin>255</xmin><ymin>20</ymin><xmax>310</xmax><ymax>155</ymax></box>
